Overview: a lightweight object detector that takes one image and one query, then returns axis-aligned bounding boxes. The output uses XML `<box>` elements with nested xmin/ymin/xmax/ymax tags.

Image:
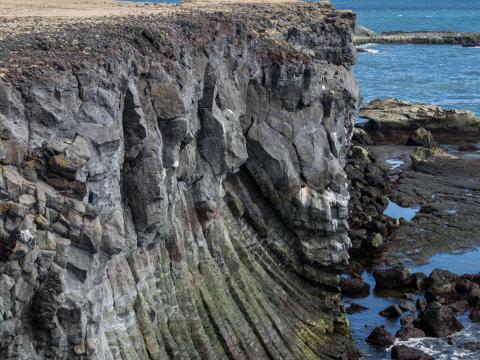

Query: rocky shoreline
<box><xmin>343</xmin><ymin>98</ymin><xmax>480</xmax><ymax>359</ymax></box>
<box><xmin>354</xmin><ymin>28</ymin><xmax>480</xmax><ymax>47</ymax></box>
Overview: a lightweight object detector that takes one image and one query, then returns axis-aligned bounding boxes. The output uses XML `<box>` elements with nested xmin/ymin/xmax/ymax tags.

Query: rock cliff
<box><xmin>0</xmin><ymin>3</ymin><xmax>358</xmax><ymax>359</ymax></box>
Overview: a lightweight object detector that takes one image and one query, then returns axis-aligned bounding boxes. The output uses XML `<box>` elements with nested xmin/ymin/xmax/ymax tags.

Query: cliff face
<box><xmin>0</xmin><ymin>4</ymin><xmax>358</xmax><ymax>359</ymax></box>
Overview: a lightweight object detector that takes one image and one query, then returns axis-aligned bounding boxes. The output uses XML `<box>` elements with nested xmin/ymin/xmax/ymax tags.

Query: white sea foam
<box><xmin>357</xmin><ymin>43</ymin><xmax>377</xmax><ymax>48</ymax></box>
<box><xmin>385</xmin><ymin>159</ymin><xmax>404</xmax><ymax>169</ymax></box>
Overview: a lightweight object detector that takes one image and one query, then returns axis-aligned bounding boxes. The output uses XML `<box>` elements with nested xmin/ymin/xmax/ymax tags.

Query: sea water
<box><xmin>333</xmin><ymin>1</ymin><xmax>480</xmax><ymax>358</ymax></box>
<box><xmin>333</xmin><ymin>0</ymin><xmax>480</xmax><ymax>33</ymax></box>
<box><xmin>333</xmin><ymin>0</ymin><xmax>480</xmax><ymax>115</ymax></box>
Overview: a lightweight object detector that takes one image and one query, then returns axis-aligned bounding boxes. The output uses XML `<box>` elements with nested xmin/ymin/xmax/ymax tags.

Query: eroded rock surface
<box><xmin>0</xmin><ymin>3</ymin><xmax>359</xmax><ymax>359</ymax></box>
<box><xmin>359</xmin><ymin>98</ymin><xmax>480</xmax><ymax>144</ymax></box>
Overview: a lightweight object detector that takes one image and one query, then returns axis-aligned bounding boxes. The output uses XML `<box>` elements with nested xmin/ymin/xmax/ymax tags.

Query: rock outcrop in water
<box><xmin>354</xmin><ymin>30</ymin><xmax>480</xmax><ymax>47</ymax></box>
<box><xmin>0</xmin><ymin>3</ymin><xmax>359</xmax><ymax>359</ymax></box>
<box><xmin>359</xmin><ymin>98</ymin><xmax>480</xmax><ymax>144</ymax></box>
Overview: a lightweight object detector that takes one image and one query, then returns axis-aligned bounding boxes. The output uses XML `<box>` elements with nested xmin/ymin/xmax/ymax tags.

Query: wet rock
<box><xmin>469</xmin><ymin>298</ymin><xmax>480</xmax><ymax>322</ymax></box>
<box><xmin>416</xmin><ymin>298</ymin><xmax>427</xmax><ymax>312</ymax></box>
<box><xmin>379</xmin><ymin>304</ymin><xmax>403</xmax><ymax>318</ymax></box>
<box><xmin>458</xmin><ymin>342</ymin><xmax>480</xmax><ymax>352</ymax></box>
<box><xmin>374</xmin><ymin>266</ymin><xmax>413</xmax><ymax>289</ymax></box>
<box><xmin>417</xmin><ymin>301</ymin><xmax>464</xmax><ymax>337</ymax></box>
<box><xmin>448</xmin><ymin>300</ymin><xmax>469</xmax><ymax>314</ymax></box>
<box><xmin>341</xmin><ymin>277</ymin><xmax>371</xmax><ymax>296</ymax></box>
<box><xmin>399</xmin><ymin>301</ymin><xmax>416</xmax><ymax>313</ymax></box>
<box><xmin>406</xmin><ymin>127</ymin><xmax>436</xmax><ymax>148</ymax></box>
<box><xmin>456</xmin><ymin>279</ymin><xmax>480</xmax><ymax>304</ymax></box>
<box><xmin>346</xmin><ymin>303</ymin><xmax>369</xmax><ymax>314</ymax></box>
<box><xmin>366</xmin><ymin>326</ymin><xmax>395</xmax><ymax>346</ymax></box>
<box><xmin>411</xmin><ymin>272</ymin><xmax>427</xmax><ymax>290</ymax></box>
<box><xmin>391</xmin><ymin>345</ymin><xmax>434</xmax><ymax>360</ymax></box>
<box><xmin>461</xmin><ymin>274</ymin><xmax>480</xmax><ymax>286</ymax></box>
<box><xmin>347</xmin><ymin>261</ymin><xmax>365</xmax><ymax>277</ymax></box>
<box><xmin>395</xmin><ymin>327</ymin><xmax>426</xmax><ymax>341</ymax></box>
<box><xmin>425</xmin><ymin>269</ymin><xmax>459</xmax><ymax>303</ymax></box>
<box><xmin>400</xmin><ymin>314</ymin><xmax>417</xmax><ymax>326</ymax></box>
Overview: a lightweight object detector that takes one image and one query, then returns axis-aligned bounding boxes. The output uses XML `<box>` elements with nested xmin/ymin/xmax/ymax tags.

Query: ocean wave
<box><xmin>356</xmin><ymin>44</ymin><xmax>380</xmax><ymax>54</ymax></box>
<box><xmin>361</xmin><ymin>48</ymin><xmax>380</xmax><ymax>54</ymax></box>
<box><xmin>391</xmin><ymin>325</ymin><xmax>480</xmax><ymax>360</ymax></box>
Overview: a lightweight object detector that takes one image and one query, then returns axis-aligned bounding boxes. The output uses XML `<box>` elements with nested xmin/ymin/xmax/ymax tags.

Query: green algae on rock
<box><xmin>0</xmin><ymin>2</ymin><xmax>359</xmax><ymax>359</ymax></box>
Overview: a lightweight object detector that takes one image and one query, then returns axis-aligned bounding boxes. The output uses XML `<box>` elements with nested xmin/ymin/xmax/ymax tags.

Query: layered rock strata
<box><xmin>0</xmin><ymin>3</ymin><xmax>359</xmax><ymax>360</ymax></box>
<box><xmin>359</xmin><ymin>98</ymin><xmax>480</xmax><ymax>144</ymax></box>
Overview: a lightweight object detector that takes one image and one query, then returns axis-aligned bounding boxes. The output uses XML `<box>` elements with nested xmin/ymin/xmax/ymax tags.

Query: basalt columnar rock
<box><xmin>0</xmin><ymin>2</ymin><xmax>359</xmax><ymax>359</ymax></box>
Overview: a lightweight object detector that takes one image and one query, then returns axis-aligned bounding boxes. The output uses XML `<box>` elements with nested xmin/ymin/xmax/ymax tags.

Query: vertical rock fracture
<box><xmin>0</xmin><ymin>3</ymin><xmax>358</xmax><ymax>359</ymax></box>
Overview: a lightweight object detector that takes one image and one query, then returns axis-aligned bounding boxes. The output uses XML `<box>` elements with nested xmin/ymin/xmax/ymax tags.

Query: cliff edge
<box><xmin>0</xmin><ymin>2</ymin><xmax>358</xmax><ymax>359</ymax></box>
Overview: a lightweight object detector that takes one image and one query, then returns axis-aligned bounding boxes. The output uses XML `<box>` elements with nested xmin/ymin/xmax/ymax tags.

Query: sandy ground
<box><xmin>0</xmin><ymin>0</ymin><xmax>302</xmax><ymax>18</ymax></box>
<box><xmin>0</xmin><ymin>0</ymin><xmax>327</xmax><ymax>40</ymax></box>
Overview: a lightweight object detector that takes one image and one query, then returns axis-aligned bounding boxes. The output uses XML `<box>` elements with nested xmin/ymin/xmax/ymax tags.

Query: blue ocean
<box><xmin>333</xmin><ymin>0</ymin><xmax>480</xmax><ymax>115</ymax></box>
<box><xmin>333</xmin><ymin>1</ymin><xmax>480</xmax><ymax>359</ymax></box>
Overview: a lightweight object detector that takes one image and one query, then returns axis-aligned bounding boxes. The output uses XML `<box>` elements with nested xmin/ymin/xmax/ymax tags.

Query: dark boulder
<box><xmin>417</xmin><ymin>301</ymin><xmax>464</xmax><ymax>337</ymax></box>
<box><xmin>456</xmin><ymin>279</ymin><xmax>480</xmax><ymax>304</ymax></box>
<box><xmin>379</xmin><ymin>304</ymin><xmax>403</xmax><ymax>318</ymax></box>
<box><xmin>341</xmin><ymin>277</ymin><xmax>370</xmax><ymax>296</ymax></box>
<box><xmin>366</xmin><ymin>326</ymin><xmax>395</xmax><ymax>346</ymax></box>
<box><xmin>469</xmin><ymin>298</ymin><xmax>480</xmax><ymax>322</ymax></box>
<box><xmin>411</xmin><ymin>272</ymin><xmax>427</xmax><ymax>290</ymax></box>
<box><xmin>448</xmin><ymin>300</ymin><xmax>469</xmax><ymax>314</ymax></box>
<box><xmin>400</xmin><ymin>314</ymin><xmax>417</xmax><ymax>326</ymax></box>
<box><xmin>425</xmin><ymin>269</ymin><xmax>459</xmax><ymax>303</ymax></box>
<box><xmin>374</xmin><ymin>266</ymin><xmax>412</xmax><ymax>289</ymax></box>
<box><xmin>399</xmin><ymin>301</ymin><xmax>416</xmax><ymax>312</ymax></box>
<box><xmin>347</xmin><ymin>261</ymin><xmax>364</xmax><ymax>277</ymax></box>
<box><xmin>346</xmin><ymin>303</ymin><xmax>369</xmax><ymax>314</ymax></box>
<box><xmin>416</xmin><ymin>298</ymin><xmax>427</xmax><ymax>312</ymax></box>
<box><xmin>391</xmin><ymin>345</ymin><xmax>434</xmax><ymax>360</ymax></box>
<box><xmin>395</xmin><ymin>327</ymin><xmax>426</xmax><ymax>341</ymax></box>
